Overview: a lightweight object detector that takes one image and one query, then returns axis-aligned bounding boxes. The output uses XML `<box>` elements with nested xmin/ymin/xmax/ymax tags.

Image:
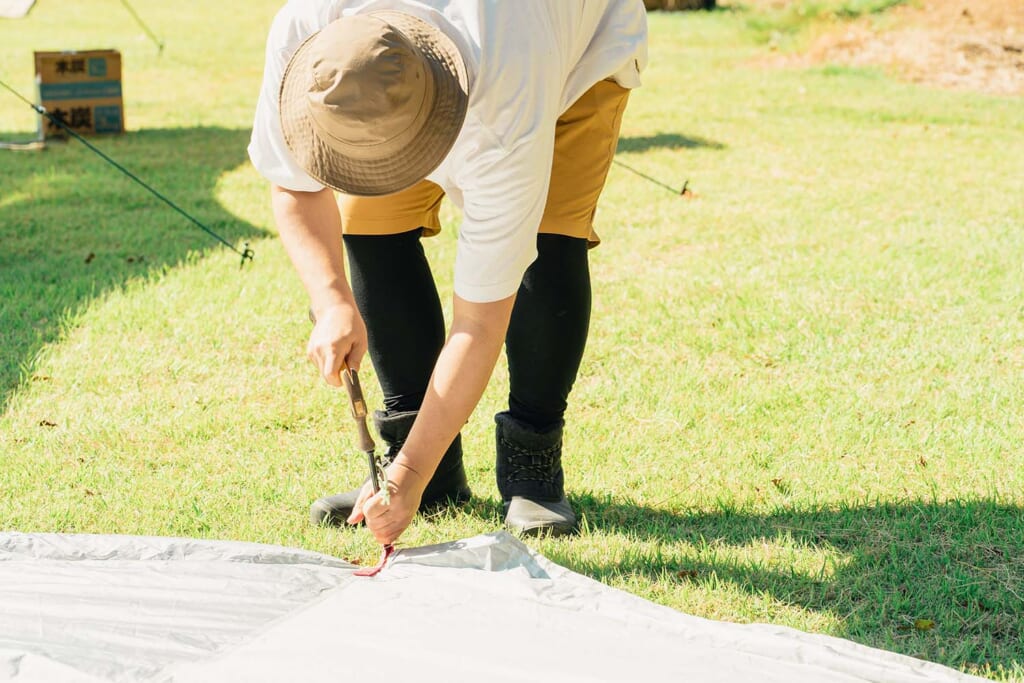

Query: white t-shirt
<box><xmin>249</xmin><ymin>0</ymin><xmax>648</xmax><ymax>303</ymax></box>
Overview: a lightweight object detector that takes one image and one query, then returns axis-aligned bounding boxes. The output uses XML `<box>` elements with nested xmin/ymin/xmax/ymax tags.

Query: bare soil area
<box><xmin>768</xmin><ymin>0</ymin><xmax>1024</xmax><ymax>95</ymax></box>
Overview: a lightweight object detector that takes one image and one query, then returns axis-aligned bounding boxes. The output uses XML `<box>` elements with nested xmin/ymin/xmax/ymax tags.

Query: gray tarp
<box><xmin>0</xmin><ymin>531</ymin><xmax>986</xmax><ymax>682</ymax></box>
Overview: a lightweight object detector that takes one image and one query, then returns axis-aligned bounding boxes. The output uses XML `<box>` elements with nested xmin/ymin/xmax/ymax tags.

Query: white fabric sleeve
<box><xmin>451</xmin><ymin>116</ymin><xmax>557</xmax><ymax>303</ymax></box>
<box><xmin>247</xmin><ymin>6</ymin><xmax>324</xmax><ymax>193</ymax></box>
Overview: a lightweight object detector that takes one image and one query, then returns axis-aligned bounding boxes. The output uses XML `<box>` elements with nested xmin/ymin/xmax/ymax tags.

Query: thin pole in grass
<box><xmin>0</xmin><ymin>78</ymin><xmax>254</xmax><ymax>268</ymax></box>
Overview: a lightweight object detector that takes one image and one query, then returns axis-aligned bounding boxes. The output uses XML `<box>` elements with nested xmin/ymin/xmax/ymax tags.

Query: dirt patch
<box><xmin>767</xmin><ymin>0</ymin><xmax>1024</xmax><ymax>95</ymax></box>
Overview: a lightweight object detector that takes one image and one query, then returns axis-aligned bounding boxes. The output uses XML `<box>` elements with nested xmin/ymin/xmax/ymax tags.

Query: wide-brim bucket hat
<box><xmin>279</xmin><ymin>11</ymin><xmax>469</xmax><ymax>196</ymax></box>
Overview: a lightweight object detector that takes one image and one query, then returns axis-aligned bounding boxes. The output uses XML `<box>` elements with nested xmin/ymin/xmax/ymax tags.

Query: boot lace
<box><xmin>500</xmin><ymin>437</ymin><xmax>560</xmax><ymax>484</ymax></box>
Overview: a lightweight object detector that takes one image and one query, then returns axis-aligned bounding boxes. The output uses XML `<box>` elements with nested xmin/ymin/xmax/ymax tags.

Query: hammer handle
<box><xmin>341</xmin><ymin>368</ymin><xmax>376</xmax><ymax>455</ymax></box>
<box><xmin>309</xmin><ymin>307</ymin><xmax>377</xmax><ymax>456</ymax></box>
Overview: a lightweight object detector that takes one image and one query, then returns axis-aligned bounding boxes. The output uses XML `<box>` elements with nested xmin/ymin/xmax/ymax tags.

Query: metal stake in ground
<box><xmin>612</xmin><ymin>157</ymin><xmax>689</xmax><ymax>196</ymax></box>
<box><xmin>0</xmin><ymin>77</ymin><xmax>253</xmax><ymax>267</ymax></box>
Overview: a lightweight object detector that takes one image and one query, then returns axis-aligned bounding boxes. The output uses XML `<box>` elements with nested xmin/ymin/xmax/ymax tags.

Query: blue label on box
<box><xmin>94</xmin><ymin>105</ymin><xmax>123</xmax><ymax>133</ymax></box>
<box><xmin>87</xmin><ymin>58</ymin><xmax>108</xmax><ymax>77</ymax></box>
<box><xmin>39</xmin><ymin>80</ymin><xmax>122</xmax><ymax>101</ymax></box>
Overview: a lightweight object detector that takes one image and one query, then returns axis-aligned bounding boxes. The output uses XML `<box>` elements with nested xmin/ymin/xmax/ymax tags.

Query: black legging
<box><xmin>343</xmin><ymin>229</ymin><xmax>591</xmax><ymax>432</ymax></box>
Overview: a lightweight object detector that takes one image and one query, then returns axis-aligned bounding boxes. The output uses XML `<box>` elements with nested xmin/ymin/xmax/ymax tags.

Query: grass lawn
<box><xmin>1</xmin><ymin>2</ymin><xmax>1022</xmax><ymax>680</ymax></box>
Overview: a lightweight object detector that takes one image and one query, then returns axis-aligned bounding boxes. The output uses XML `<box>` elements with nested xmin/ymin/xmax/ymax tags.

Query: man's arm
<box><xmin>348</xmin><ymin>293</ymin><xmax>515</xmax><ymax>544</ymax></box>
<box><xmin>271</xmin><ymin>184</ymin><xmax>367</xmax><ymax>383</ymax></box>
<box><xmin>404</xmin><ymin>293</ymin><xmax>515</xmax><ymax>475</ymax></box>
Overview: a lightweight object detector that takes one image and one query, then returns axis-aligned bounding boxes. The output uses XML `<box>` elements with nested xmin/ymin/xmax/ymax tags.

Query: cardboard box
<box><xmin>34</xmin><ymin>49</ymin><xmax>124</xmax><ymax>138</ymax></box>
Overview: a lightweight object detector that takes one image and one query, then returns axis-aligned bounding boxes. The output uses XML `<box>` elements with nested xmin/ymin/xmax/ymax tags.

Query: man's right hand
<box><xmin>269</xmin><ymin>185</ymin><xmax>366</xmax><ymax>387</ymax></box>
<box><xmin>307</xmin><ymin>301</ymin><xmax>368</xmax><ymax>386</ymax></box>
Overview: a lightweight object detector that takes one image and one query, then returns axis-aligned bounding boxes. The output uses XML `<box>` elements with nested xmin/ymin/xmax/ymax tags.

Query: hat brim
<box><xmin>279</xmin><ymin>11</ymin><xmax>469</xmax><ymax>197</ymax></box>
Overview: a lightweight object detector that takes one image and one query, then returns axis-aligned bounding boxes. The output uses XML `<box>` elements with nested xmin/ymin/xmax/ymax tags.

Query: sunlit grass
<box><xmin>1</xmin><ymin>3</ymin><xmax>1022</xmax><ymax>680</ymax></box>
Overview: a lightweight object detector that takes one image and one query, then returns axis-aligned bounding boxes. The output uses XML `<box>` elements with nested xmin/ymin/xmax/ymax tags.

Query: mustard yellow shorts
<box><xmin>336</xmin><ymin>79</ymin><xmax>630</xmax><ymax>246</ymax></box>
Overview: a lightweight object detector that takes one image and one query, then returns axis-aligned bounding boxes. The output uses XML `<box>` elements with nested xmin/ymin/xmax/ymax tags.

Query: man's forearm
<box><xmin>272</xmin><ymin>184</ymin><xmax>369</xmax><ymax>384</ymax></box>
<box><xmin>393</xmin><ymin>294</ymin><xmax>516</xmax><ymax>484</ymax></box>
<box><xmin>270</xmin><ymin>185</ymin><xmax>353</xmax><ymax>313</ymax></box>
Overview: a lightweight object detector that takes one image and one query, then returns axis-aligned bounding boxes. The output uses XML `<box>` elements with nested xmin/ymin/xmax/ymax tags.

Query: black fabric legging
<box><xmin>343</xmin><ymin>229</ymin><xmax>591</xmax><ymax>432</ymax></box>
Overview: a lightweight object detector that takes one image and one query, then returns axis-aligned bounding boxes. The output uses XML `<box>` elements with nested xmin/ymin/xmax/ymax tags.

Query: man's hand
<box><xmin>307</xmin><ymin>301</ymin><xmax>368</xmax><ymax>386</ymax></box>
<box><xmin>272</xmin><ymin>185</ymin><xmax>366</xmax><ymax>385</ymax></box>
<box><xmin>347</xmin><ymin>455</ymin><xmax>428</xmax><ymax>544</ymax></box>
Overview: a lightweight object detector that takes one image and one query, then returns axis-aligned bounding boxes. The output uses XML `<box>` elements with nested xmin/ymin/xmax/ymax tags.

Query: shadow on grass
<box><xmin>550</xmin><ymin>494</ymin><xmax>1022</xmax><ymax>676</ymax></box>
<box><xmin>0</xmin><ymin>126</ymin><xmax>267</xmax><ymax>411</ymax></box>
<box><xmin>617</xmin><ymin>132</ymin><xmax>725</xmax><ymax>153</ymax></box>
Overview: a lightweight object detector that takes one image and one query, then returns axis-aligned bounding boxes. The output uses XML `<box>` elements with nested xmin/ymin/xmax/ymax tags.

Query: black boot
<box><xmin>495</xmin><ymin>411</ymin><xmax>576</xmax><ymax>537</ymax></box>
<box><xmin>310</xmin><ymin>410</ymin><xmax>471</xmax><ymax>526</ymax></box>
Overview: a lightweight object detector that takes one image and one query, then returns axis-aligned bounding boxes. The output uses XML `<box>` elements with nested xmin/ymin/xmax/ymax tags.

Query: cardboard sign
<box><xmin>34</xmin><ymin>49</ymin><xmax>124</xmax><ymax>138</ymax></box>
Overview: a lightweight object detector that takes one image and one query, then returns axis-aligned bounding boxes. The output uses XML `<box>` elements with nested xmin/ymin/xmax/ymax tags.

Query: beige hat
<box><xmin>279</xmin><ymin>12</ymin><xmax>469</xmax><ymax>196</ymax></box>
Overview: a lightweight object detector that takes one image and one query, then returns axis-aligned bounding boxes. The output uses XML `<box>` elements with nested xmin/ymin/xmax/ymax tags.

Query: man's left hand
<box><xmin>346</xmin><ymin>456</ymin><xmax>426</xmax><ymax>545</ymax></box>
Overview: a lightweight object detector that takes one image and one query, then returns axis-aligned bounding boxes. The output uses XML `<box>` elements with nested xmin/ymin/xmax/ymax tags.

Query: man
<box><xmin>249</xmin><ymin>0</ymin><xmax>648</xmax><ymax>544</ymax></box>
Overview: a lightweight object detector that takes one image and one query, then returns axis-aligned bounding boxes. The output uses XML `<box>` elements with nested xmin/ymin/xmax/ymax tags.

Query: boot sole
<box><xmin>505</xmin><ymin>520</ymin><xmax>577</xmax><ymax>538</ymax></box>
<box><xmin>503</xmin><ymin>496</ymin><xmax>577</xmax><ymax>538</ymax></box>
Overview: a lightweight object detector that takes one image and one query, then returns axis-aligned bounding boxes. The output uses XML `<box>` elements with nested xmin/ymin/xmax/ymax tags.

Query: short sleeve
<box><xmin>247</xmin><ymin>6</ymin><xmax>325</xmax><ymax>192</ymax></box>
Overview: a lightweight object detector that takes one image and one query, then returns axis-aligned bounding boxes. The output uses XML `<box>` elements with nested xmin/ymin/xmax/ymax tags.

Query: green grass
<box><xmin>2</xmin><ymin>3</ymin><xmax>1023</xmax><ymax>680</ymax></box>
<box><xmin>734</xmin><ymin>0</ymin><xmax>909</xmax><ymax>48</ymax></box>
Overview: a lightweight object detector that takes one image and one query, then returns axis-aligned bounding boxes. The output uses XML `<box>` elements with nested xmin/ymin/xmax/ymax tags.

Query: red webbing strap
<box><xmin>354</xmin><ymin>543</ymin><xmax>395</xmax><ymax>577</ymax></box>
